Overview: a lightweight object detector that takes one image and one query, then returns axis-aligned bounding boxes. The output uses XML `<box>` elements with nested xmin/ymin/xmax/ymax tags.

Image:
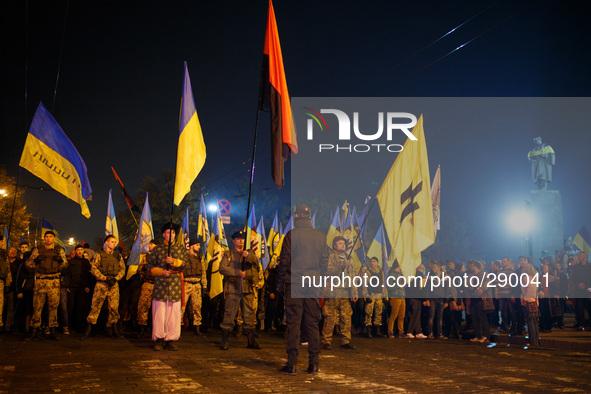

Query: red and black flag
<box><xmin>111</xmin><ymin>166</ymin><xmax>140</xmax><ymax>213</ymax></box>
<box><xmin>258</xmin><ymin>0</ymin><xmax>298</xmax><ymax>189</ymax></box>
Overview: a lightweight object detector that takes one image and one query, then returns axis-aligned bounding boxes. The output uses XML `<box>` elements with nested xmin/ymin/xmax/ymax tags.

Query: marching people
<box><xmin>145</xmin><ymin>222</ymin><xmax>187</xmax><ymax>351</ymax></box>
<box><xmin>183</xmin><ymin>238</ymin><xmax>208</xmax><ymax>337</ymax></box>
<box><xmin>219</xmin><ymin>230</ymin><xmax>261</xmax><ymax>350</ymax></box>
<box><xmin>277</xmin><ymin>205</ymin><xmax>329</xmax><ymax>375</ymax></box>
<box><xmin>83</xmin><ymin>235</ymin><xmax>126</xmax><ymax>339</ymax></box>
<box><xmin>321</xmin><ymin>235</ymin><xmax>358</xmax><ymax>350</ymax></box>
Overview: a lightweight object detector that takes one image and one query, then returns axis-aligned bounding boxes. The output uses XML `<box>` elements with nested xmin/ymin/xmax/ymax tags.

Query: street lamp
<box><xmin>506</xmin><ymin>201</ymin><xmax>535</xmax><ymax>256</ymax></box>
<box><xmin>0</xmin><ymin>189</ymin><xmax>7</xmax><ymax>197</ymax></box>
<box><xmin>208</xmin><ymin>203</ymin><xmax>218</xmax><ymax>230</ymax></box>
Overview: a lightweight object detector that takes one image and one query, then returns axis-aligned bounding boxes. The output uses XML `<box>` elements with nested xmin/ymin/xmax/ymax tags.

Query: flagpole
<box><xmin>347</xmin><ymin>197</ymin><xmax>377</xmax><ymax>261</ymax></box>
<box><xmin>243</xmin><ymin>107</ymin><xmax>260</xmax><ymax>270</ymax></box>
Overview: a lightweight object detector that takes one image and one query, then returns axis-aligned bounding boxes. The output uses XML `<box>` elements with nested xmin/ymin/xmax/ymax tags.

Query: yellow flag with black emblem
<box><xmin>376</xmin><ymin>115</ymin><xmax>434</xmax><ymax>277</ymax></box>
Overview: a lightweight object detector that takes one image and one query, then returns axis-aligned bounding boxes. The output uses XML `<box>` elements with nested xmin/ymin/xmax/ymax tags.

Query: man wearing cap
<box><xmin>183</xmin><ymin>238</ymin><xmax>207</xmax><ymax>337</ymax></box>
<box><xmin>146</xmin><ymin>222</ymin><xmax>188</xmax><ymax>351</ymax></box>
<box><xmin>137</xmin><ymin>239</ymin><xmax>158</xmax><ymax>338</ymax></box>
<box><xmin>219</xmin><ymin>229</ymin><xmax>261</xmax><ymax>350</ymax></box>
<box><xmin>83</xmin><ymin>235</ymin><xmax>126</xmax><ymax>339</ymax></box>
<box><xmin>277</xmin><ymin>205</ymin><xmax>329</xmax><ymax>375</ymax></box>
<box><xmin>25</xmin><ymin>230</ymin><xmax>68</xmax><ymax>340</ymax></box>
<box><xmin>321</xmin><ymin>235</ymin><xmax>358</xmax><ymax>350</ymax></box>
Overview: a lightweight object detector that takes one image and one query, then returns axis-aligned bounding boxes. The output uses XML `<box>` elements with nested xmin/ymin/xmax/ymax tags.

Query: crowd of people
<box><xmin>1</xmin><ymin>215</ymin><xmax>590</xmax><ymax>373</ymax></box>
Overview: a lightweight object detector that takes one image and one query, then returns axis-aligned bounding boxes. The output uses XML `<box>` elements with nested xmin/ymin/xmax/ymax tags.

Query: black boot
<box><xmin>113</xmin><ymin>324</ymin><xmax>124</xmax><ymax>339</ymax></box>
<box><xmin>246</xmin><ymin>330</ymin><xmax>261</xmax><ymax>349</ymax></box>
<box><xmin>194</xmin><ymin>326</ymin><xmax>205</xmax><ymax>337</ymax></box>
<box><xmin>234</xmin><ymin>324</ymin><xmax>242</xmax><ymax>338</ymax></box>
<box><xmin>48</xmin><ymin>327</ymin><xmax>59</xmax><ymax>341</ymax></box>
<box><xmin>25</xmin><ymin>328</ymin><xmax>38</xmax><ymax>342</ymax></box>
<box><xmin>365</xmin><ymin>325</ymin><xmax>372</xmax><ymax>339</ymax></box>
<box><xmin>220</xmin><ymin>329</ymin><xmax>230</xmax><ymax>350</ymax></box>
<box><xmin>82</xmin><ymin>324</ymin><xmax>93</xmax><ymax>340</ymax></box>
<box><xmin>373</xmin><ymin>325</ymin><xmax>386</xmax><ymax>338</ymax></box>
<box><xmin>153</xmin><ymin>338</ymin><xmax>163</xmax><ymax>351</ymax></box>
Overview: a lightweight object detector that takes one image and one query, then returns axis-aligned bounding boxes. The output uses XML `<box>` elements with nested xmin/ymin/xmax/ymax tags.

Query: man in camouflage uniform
<box><xmin>137</xmin><ymin>240</ymin><xmax>157</xmax><ymax>338</ymax></box>
<box><xmin>322</xmin><ymin>236</ymin><xmax>358</xmax><ymax>350</ymax></box>
<box><xmin>182</xmin><ymin>238</ymin><xmax>207</xmax><ymax>337</ymax></box>
<box><xmin>219</xmin><ymin>230</ymin><xmax>261</xmax><ymax>350</ymax></box>
<box><xmin>146</xmin><ymin>222</ymin><xmax>187</xmax><ymax>351</ymax></box>
<box><xmin>25</xmin><ymin>231</ymin><xmax>68</xmax><ymax>340</ymax></box>
<box><xmin>83</xmin><ymin>235</ymin><xmax>126</xmax><ymax>339</ymax></box>
<box><xmin>362</xmin><ymin>257</ymin><xmax>388</xmax><ymax>338</ymax></box>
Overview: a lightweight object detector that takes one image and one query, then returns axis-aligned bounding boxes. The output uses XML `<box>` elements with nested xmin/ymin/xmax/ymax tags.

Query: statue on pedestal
<box><xmin>528</xmin><ymin>137</ymin><xmax>555</xmax><ymax>190</ymax></box>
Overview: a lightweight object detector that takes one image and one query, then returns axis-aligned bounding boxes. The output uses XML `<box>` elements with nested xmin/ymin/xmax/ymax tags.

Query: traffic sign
<box><xmin>218</xmin><ymin>199</ymin><xmax>231</xmax><ymax>215</ymax></box>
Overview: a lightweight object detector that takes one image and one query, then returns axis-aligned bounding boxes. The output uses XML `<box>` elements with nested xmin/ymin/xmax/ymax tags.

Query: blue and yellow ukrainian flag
<box><xmin>127</xmin><ymin>193</ymin><xmax>154</xmax><ymax>279</ymax></box>
<box><xmin>197</xmin><ymin>195</ymin><xmax>210</xmax><ymax>247</ymax></box>
<box><xmin>105</xmin><ymin>189</ymin><xmax>119</xmax><ymax>242</ymax></box>
<box><xmin>178</xmin><ymin>207</ymin><xmax>190</xmax><ymax>249</ymax></box>
<box><xmin>174</xmin><ymin>62</ymin><xmax>206</xmax><ymax>206</ymax></box>
<box><xmin>326</xmin><ymin>206</ymin><xmax>341</xmax><ymax>248</ymax></box>
<box><xmin>20</xmin><ymin>102</ymin><xmax>92</xmax><ymax>218</ymax></box>
<box><xmin>367</xmin><ymin>223</ymin><xmax>390</xmax><ymax>276</ymax></box>
<box><xmin>574</xmin><ymin>226</ymin><xmax>591</xmax><ymax>253</ymax></box>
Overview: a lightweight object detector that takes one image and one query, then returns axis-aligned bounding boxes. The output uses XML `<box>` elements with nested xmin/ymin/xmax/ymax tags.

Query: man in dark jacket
<box><xmin>277</xmin><ymin>205</ymin><xmax>329</xmax><ymax>375</ymax></box>
<box><xmin>64</xmin><ymin>245</ymin><xmax>92</xmax><ymax>333</ymax></box>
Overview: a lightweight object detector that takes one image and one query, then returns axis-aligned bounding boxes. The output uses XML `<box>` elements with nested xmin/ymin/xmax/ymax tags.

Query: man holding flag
<box><xmin>219</xmin><ymin>230</ymin><xmax>261</xmax><ymax>350</ymax></box>
<box><xmin>146</xmin><ymin>222</ymin><xmax>187</xmax><ymax>351</ymax></box>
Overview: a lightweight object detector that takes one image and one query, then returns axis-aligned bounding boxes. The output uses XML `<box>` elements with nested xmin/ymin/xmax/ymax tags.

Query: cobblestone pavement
<box><xmin>0</xmin><ymin>330</ymin><xmax>590</xmax><ymax>393</ymax></box>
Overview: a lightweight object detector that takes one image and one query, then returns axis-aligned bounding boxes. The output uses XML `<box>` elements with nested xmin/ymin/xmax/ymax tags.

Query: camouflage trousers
<box><xmin>137</xmin><ymin>282</ymin><xmax>154</xmax><ymax>326</ymax></box>
<box><xmin>31</xmin><ymin>278</ymin><xmax>60</xmax><ymax>329</ymax></box>
<box><xmin>364</xmin><ymin>298</ymin><xmax>384</xmax><ymax>326</ymax></box>
<box><xmin>87</xmin><ymin>282</ymin><xmax>120</xmax><ymax>326</ymax></box>
<box><xmin>182</xmin><ymin>281</ymin><xmax>202</xmax><ymax>326</ymax></box>
<box><xmin>322</xmin><ymin>298</ymin><xmax>353</xmax><ymax>345</ymax></box>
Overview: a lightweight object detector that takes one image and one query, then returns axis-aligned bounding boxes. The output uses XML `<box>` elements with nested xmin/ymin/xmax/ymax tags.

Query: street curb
<box><xmin>491</xmin><ymin>333</ymin><xmax>591</xmax><ymax>351</ymax></box>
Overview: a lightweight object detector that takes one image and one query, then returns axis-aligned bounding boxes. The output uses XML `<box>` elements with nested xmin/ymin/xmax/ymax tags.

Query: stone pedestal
<box><xmin>530</xmin><ymin>190</ymin><xmax>564</xmax><ymax>266</ymax></box>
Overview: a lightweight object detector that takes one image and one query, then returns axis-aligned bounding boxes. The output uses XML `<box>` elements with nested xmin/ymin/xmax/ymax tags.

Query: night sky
<box><xmin>1</xmin><ymin>0</ymin><xmax>590</xmax><ymax>260</ymax></box>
